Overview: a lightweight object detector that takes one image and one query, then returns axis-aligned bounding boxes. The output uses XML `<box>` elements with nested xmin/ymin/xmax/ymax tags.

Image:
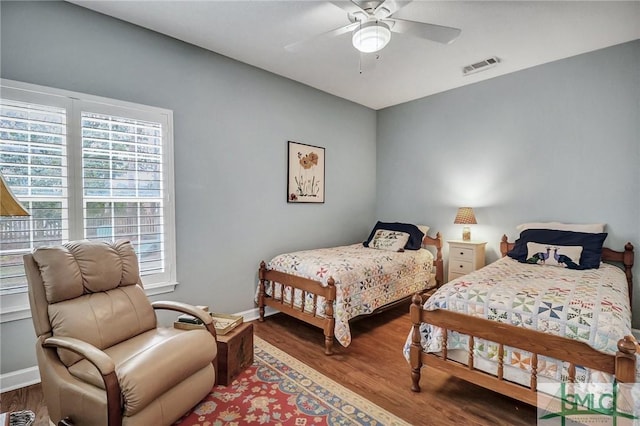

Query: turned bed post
<box><xmin>410</xmin><ymin>293</ymin><xmax>423</xmax><ymax>392</ymax></box>
<box><xmin>423</xmin><ymin>232</ymin><xmax>444</xmax><ymax>287</ymax></box>
<box><xmin>616</xmin><ymin>334</ymin><xmax>637</xmax><ymax>416</ymax></box>
<box><xmin>433</xmin><ymin>232</ymin><xmax>444</xmax><ymax>287</ymax></box>
<box><xmin>499</xmin><ymin>234</ymin><xmax>511</xmax><ymax>257</ymax></box>
<box><xmin>258</xmin><ymin>261</ymin><xmax>267</xmax><ymax>322</ymax></box>
<box><xmin>324</xmin><ymin>277</ymin><xmax>336</xmax><ymax>355</ymax></box>
<box><xmin>615</xmin><ymin>335</ymin><xmax>637</xmax><ymax>383</ymax></box>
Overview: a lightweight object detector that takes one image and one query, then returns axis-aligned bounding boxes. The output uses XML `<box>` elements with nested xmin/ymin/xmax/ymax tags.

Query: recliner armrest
<box><xmin>151</xmin><ymin>301</ymin><xmax>213</xmax><ymax>325</ymax></box>
<box><xmin>151</xmin><ymin>301</ymin><xmax>217</xmax><ymax>338</ymax></box>
<box><xmin>43</xmin><ymin>336</ymin><xmax>123</xmax><ymax>426</ymax></box>
<box><xmin>43</xmin><ymin>336</ymin><xmax>115</xmax><ymax>376</ymax></box>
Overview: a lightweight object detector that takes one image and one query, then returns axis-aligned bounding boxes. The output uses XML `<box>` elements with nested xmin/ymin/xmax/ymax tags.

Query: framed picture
<box><xmin>287</xmin><ymin>141</ymin><xmax>325</xmax><ymax>203</ymax></box>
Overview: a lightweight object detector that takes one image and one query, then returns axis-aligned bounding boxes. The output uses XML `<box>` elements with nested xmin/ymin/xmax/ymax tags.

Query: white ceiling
<box><xmin>70</xmin><ymin>1</ymin><xmax>640</xmax><ymax>110</ymax></box>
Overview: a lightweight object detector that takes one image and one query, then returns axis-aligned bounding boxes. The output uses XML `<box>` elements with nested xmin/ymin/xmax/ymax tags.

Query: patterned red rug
<box><xmin>174</xmin><ymin>336</ymin><xmax>408</xmax><ymax>426</ymax></box>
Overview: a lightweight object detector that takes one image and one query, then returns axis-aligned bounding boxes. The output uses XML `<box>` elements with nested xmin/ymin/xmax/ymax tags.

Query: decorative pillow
<box><xmin>516</xmin><ymin>222</ymin><xmax>605</xmax><ymax>234</ymax></box>
<box><xmin>363</xmin><ymin>221</ymin><xmax>425</xmax><ymax>250</ymax></box>
<box><xmin>525</xmin><ymin>242</ymin><xmax>583</xmax><ymax>269</ymax></box>
<box><xmin>369</xmin><ymin>230</ymin><xmax>410</xmax><ymax>252</ymax></box>
<box><xmin>507</xmin><ymin>229</ymin><xmax>607</xmax><ymax>269</ymax></box>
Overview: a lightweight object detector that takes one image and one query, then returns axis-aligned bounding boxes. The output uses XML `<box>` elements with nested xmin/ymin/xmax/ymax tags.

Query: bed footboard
<box><xmin>409</xmin><ymin>294</ymin><xmax>637</xmax><ymax>406</ymax></box>
<box><xmin>258</xmin><ymin>261</ymin><xmax>337</xmax><ymax>355</ymax></box>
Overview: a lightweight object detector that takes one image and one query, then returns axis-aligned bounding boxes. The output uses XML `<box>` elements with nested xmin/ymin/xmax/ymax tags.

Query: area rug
<box><xmin>174</xmin><ymin>336</ymin><xmax>409</xmax><ymax>426</ymax></box>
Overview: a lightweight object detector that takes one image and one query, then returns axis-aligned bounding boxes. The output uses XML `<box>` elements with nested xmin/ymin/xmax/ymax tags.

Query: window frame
<box><xmin>0</xmin><ymin>79</ymin><xmax>177</xmax><ymax>323</ymax></box>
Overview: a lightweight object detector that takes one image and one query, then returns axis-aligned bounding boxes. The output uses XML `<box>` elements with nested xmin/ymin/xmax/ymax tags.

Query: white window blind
<box><xmin>0</xmin><ymin>99</ymin><xmax>69</xmax><ymax>292</ymax></box>
<box><xmin>81</xmin><ymin>112</ymin><xmax>165</xmax><ymax>275</ymax></box>
<box><xmin>0</xmin><ymin>80</ymin><xmax>176</xmax><ymax>321</ymax></box>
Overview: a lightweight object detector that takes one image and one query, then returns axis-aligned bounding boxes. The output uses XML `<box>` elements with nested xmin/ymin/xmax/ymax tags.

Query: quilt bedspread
<box><xmin>266</xmin><ymin>244</ymin><xmax>435</xmax><ymax>347</ymax></box>
<box><xmin>403</xmin><ymin>256</ymin><xmax>632</xmax><ymax>383</ymax></box>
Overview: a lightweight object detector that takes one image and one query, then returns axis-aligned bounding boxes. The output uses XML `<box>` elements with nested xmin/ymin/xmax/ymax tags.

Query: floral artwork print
<box><xmin>294</xmin><ymin>151</ymin><xmax>319</xmax><ymax>197</ymax></box>
<box><xmin>287</xmin><ymin>141</ymin><xmax>324</xmax><ymax>203</ymax></box>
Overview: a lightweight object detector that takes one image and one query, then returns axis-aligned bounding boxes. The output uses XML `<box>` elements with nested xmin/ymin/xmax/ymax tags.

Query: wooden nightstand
<box><xmin>447</xmin><ymin>240</ymin><xmax>487</xmax><ymax>282</ymax></box>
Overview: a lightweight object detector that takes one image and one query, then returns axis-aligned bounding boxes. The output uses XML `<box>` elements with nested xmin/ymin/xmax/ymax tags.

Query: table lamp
<box><xmin>454</xmin><ymin>207</ymin><xmax>476</xmax><ymax>241</ymax></box>
<box><xmin>1</xmin><ymin>172</ymin><xmax>29</xmax><ymax>216</ymax></box>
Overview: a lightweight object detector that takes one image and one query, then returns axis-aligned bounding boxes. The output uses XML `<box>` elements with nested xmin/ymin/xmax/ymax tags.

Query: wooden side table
<box><xmin>447</xmin><ymin>240</ymin><xmax>486</xmax><ymax>282</ymax></box>
<box><xmin>216</xmin><ymin>322</ymin><xmax>254</xmax><ymax>386</ymax></box>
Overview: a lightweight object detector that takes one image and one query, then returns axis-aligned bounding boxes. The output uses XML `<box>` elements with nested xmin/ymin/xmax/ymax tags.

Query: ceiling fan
<box><xmin>285</xmin><ymin>0</ymin><xmax>461</xmax><ymax>54</ymax></box>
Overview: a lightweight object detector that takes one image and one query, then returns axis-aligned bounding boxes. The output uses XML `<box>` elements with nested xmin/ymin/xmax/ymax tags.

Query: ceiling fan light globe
<box><xmin>352</xmin><ymin>21</ymin><xmax>391</xmax><ymax>53</ymax></box>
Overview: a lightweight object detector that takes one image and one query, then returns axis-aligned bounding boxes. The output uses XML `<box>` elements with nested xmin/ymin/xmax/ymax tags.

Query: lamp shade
<box><xmin>453</xmin><ymin>207</ymin><xmax>477</xmax><ymax>225</ymax></box>
<box><xmin>352</xmin><ymin>21</ymin><xmax>391</xmax><ymax>53</ymax></box>
<box><xmin>0</xmin><ymin>172</ymin><xmax>29</xmax><ymax>216</ymax></box>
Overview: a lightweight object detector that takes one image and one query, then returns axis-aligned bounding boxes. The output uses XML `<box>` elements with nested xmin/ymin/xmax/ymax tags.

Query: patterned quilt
<box><xmin>265</xmin><ymin>243</ymin><xmax>435</xmax><ymax>347</ymax></box>
<box><xmin>403</xmin><ymin>256</ymin><xmax>632</xmax><ymax>383</ymax></box>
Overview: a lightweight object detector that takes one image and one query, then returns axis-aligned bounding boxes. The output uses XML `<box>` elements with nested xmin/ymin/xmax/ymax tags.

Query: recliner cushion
<box><xmin>49</xmin><ymin>285</ymin><xmax>157</xmax><ymax>366</ymax></box>
<box><xmin>32</xmin><ymin>246</ymin><xmax>84</xmax><ymax>304</ymax></box>
<box><xmin>33</xmin><ymin>240</ymin><xmax>140</xmax><ymax>304</ymax></box>
<box><xmin>68</xmin><ymin>327</ymin><xmax>217</xmax><ymax>416</ymax></box>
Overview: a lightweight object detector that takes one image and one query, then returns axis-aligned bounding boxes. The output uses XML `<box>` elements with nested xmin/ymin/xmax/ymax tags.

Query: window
<box><xmin>0</xmin><ymin>80</ymin><xmax>176</xmax><ymax>322</ymax></box>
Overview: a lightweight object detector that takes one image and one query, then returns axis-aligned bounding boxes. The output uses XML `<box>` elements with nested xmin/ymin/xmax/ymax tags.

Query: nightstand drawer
<box><xmin>450</xmin><ymin>246</ymin><xmax>474</xmax><ymax>261</ymax></box>
<box><xmin>450</xmin><ymin>260</ymin><xmax>473</xmax><ymax>274</ymax></box>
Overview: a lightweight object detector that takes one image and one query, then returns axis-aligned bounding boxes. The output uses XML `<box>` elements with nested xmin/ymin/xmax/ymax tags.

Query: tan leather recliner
<box><xmin>24</xmin><ymin>240</ymin><xmax>218</xmax><ymax>426</ymax></box>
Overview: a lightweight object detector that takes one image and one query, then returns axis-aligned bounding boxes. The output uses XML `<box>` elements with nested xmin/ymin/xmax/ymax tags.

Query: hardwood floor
<box><xmin>0</xmin><ymin>305</ymin><xmax>537</xmax><ymax>425</ymax></box>
<box><xmin>0</xmin><ymin>383</ymin><xmax>48</xmax><ymax>425</ymax></box>
<box><xmin>255</xmin><ymin>305</ymin><xmax>536</xmax><ymax>426</ymax></box>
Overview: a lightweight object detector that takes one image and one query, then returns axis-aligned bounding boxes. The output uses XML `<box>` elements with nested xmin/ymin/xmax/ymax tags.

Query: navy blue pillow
<box><xmin>507</xmin><ymin>229</ymin><xmax>607</xmax><ymax>269</ymax></box>
<box><xmin>364</xmin><ymin>222</ymin><xmax>425</xmax><ymax>251</ymax></box>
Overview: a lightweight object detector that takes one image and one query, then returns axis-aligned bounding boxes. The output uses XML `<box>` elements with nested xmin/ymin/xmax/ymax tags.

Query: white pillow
<box><xmin>417</xmin><ymin>225</ymin><xmax>430</xmax><ymax>237</ymax></box>
<box><xmin>369</xmin><ymin>229</ymin><xmax>410</xmax><ymax>252</ymax></box>
<box><xmin>526</xmin><ymin>242</ymin><xmax>583</xmax><ymax>268</ymax></box>
<box><xmin>516</xmin><ymin>222</ymin><xmax>605</xmax><ymax>234</ymax></box>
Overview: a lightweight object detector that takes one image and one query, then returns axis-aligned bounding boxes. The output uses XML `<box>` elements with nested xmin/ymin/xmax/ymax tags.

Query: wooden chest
<box><xmin>216</xmin><ymin>322</ymin><xmax>254</xmax><ymax>386</ymax></box>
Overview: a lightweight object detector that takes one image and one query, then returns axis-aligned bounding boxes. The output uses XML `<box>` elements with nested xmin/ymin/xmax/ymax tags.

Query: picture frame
<box><xmin>287</xmin><ymin>141</ymin><xmax>325</xmax><ymax>203</ymax></box>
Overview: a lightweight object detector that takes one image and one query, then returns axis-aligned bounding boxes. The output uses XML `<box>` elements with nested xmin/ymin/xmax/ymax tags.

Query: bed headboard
<box><xmin>422</xmin><ymin>232</ymin><xmax>444</xmax><ymax>287</ymax></box>
<box><xmin>500</xmin><ymin>234</ymin><xmax>635</xmax><ymax>305</ymax></box>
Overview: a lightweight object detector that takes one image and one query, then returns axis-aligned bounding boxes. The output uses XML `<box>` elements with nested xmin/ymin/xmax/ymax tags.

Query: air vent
<box><xmin>462</xmin><ymin>57</ymin><xmax>500</xmax><ymax>76</ymax></box>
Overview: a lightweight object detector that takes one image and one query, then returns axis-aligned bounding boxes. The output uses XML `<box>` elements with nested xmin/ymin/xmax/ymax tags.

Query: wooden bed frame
<box><xmin>258</xmin><ymin>233</ymin><xmax>444</xmax><ymax>355</ymax></box>
<box><xmin>410</xmin><ymin>235</ymin><xmax>636</xmax><ymax>406</ymax></box>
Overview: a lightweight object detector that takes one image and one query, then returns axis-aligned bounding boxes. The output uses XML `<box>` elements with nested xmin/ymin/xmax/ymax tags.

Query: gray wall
<box><xmin>0</xmin><ymin>1</ymin><xmax>377</xmax><ymax>374</ymax></box>
<box><xmin>377</xmin><ymin>40</ymin><xmax>640</xmax><ymax>323</ymax></box>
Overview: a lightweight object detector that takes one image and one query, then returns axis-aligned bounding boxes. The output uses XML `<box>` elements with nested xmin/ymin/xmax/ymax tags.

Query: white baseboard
<box><xmin>0</xmin><ymin>306</ymin><xmax>279</xmax><ymax>393</ymax></box>
<box><xmin>0</xmin><ymin>366</ymin><xmax>40</xmax><ymax>393</ymax></box>
<box><xmin>235</xmin><ymin>305</ymin><xmax>278</xmax><ymax>322</ymax></box>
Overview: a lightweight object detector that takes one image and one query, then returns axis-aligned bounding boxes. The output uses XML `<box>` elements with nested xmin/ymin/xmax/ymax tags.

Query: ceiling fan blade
<box><xmin>329</xmin><ymin>1</ymin><xmax>366</xmax><ymax>15</ymax></box>
<box><xmin>285</xmin><ymin>22</ymin><xmax>359</xmax><ymax>52</ymax></box>
<box><xmin>391</xmin><ymin>18</ymin><xmax>461</xmax><ymax>44</ymax></box>
<box><xmin>373</xmin><ymin>0</ymin><xmax>412</xmax><ymax>18</ymax></box>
